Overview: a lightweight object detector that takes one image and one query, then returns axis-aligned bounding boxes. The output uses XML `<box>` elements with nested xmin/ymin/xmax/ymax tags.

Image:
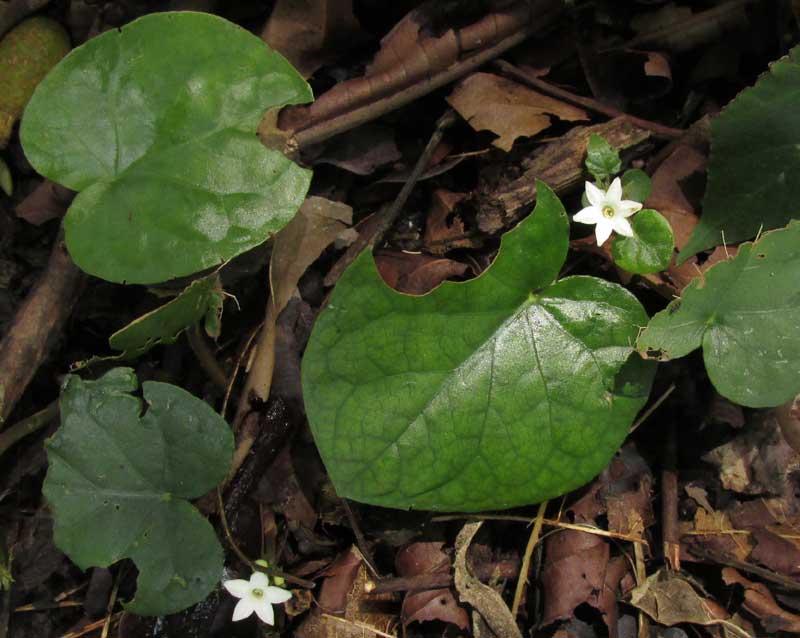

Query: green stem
<box><xmin>0</xmin><ymin>400</ymin><xmax>58</xmax><ymax>457</ymax></box>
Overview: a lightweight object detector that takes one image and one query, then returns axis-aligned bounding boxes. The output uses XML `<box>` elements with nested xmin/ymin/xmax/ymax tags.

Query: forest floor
<box><xmin>2</xmin><ymin>1</ymin><xmax>800</xmax><ymax>637</ymax></box>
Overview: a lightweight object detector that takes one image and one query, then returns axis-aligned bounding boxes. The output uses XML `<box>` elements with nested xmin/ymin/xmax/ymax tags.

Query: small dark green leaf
<box><xmin>43</xmin><ymin>368</ymin><xmax>233</xmax><ymax>615</ymax></box>
<box><xmin>21</xmin><ymin>12</ymin><xmax>312</xmax><ymax>284</ymax></box>
<box><xmin>109</xmin><ymin>275</ymin><xmax>223</xmax><ymax>358</ymax></box>
<box><xmin>302</xmin><ymin>182</ymin><xmax>654</xmax><ymax>512</ymax></box>
<box><xmin>585</xmin><ymin>133</ymin><xmax>621</xmax><ymax>182</ymax></box>
<box><xmin>622</xmin><ymin>169</ymin><xmax>651</xmax><ymax>203</ymax></box>
<box><xmin>639</xmin><ymin>221</ymin><xmax>800</xmax><ymax>407</ymax></box>
<box><xmin>679</xmin><ymin>46</ymin><xmax>800</xmax><ymax>261</ymax></box>
<box><xmin>612</xmin><ymin>209</ymin><xmax>674</xmax><ymax>274</ymax></box>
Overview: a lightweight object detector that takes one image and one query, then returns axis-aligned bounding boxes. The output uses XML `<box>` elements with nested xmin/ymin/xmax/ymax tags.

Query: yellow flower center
<box><xmin>602</xmin><ymin>205</ymin><xmax>615</xmax><ymax>219</ymax></box>
<box><xmin>252</xmin><ymin>588</ymin><xmax>264</xmax><ymax>598</ymax></box>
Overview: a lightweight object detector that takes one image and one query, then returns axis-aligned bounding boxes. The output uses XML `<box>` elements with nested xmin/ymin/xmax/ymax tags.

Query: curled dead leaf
<box><xmin>447</xmin><ymin>72</ymin><xmax>588</xmax><ymax>151</ymax></box>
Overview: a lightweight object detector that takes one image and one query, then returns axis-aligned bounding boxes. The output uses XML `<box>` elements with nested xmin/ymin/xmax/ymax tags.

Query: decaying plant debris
<box><xmin>2</xmin><ymin>1</ymin><xmax>800</xmax><ymax>637</ymax></box>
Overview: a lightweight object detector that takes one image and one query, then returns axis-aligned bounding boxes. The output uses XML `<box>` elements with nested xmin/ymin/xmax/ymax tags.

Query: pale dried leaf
<box><xmin>447</xmin><ymin>72</ymin><xmax>588</xmax><ymax>151</ymax></box>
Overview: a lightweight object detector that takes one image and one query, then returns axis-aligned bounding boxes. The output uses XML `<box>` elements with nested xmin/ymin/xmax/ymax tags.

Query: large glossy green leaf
<box><xmin>43</xmin><ymin>368</ymin><xmax>233</xmax><ymax>615</ymax></box>
<box><xmin>302</xmin><ymin>182</ymin><xmax>654</xmax><ymax>512</ymax></box>
<box><xmin>21</xmin><ymin>12</ymin><xmax>312</xmax><ymax>284</ymax></box>
<box><xmin>109</xmin><ymin>274</ymin><xmax>223</xmax><ymax>358</ymax></box>
<box><xmin>639</xmin><ymin>222</ymin><xmax>800</xmax><ymax>408</ymax></box>
<box><xmin>679</xmin><ymin>47</ymin><xmax>800</xmax><ymax>262</ymax></box>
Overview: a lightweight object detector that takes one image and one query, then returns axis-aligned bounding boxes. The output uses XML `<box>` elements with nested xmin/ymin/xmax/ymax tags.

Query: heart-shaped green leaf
<box><xmin>21</xmin><ymin>12</ymin><xmax>312</xmax><ymax>284</ymax></box>
<box><xmin>43</xmin><ymin>368</ymin><xmax>233</xmax><ymax>615</ymax></box>
<box><xmin>639</xmin><ymin>221</ymin><xmax>800</xmax><ymax>407</ymax></box>
<box><xmin>612</xmin><ymin>209</ymin><xmax>674</xmax><ymax>275</ymax></box>
<box><xmin>302</xmin><ymin>182</ymin><xmax>654</xmax><ymax>512</ymax></box>
<box><xmin>109</xmin><ymin>274</ymin><xmax>223</xmax><ymax>358</ymax></box>
<box><xmin>679</xmin><ymin>46</ymin><xmax>800</xmax><ymax>262</ymax></box>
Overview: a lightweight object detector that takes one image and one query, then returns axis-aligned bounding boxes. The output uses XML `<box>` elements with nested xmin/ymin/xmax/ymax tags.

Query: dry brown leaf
<box><xmin>776</xmin><ymin>393</ymin><xmax>800</xmax><ymax>455</ymax></box>
<box><xmin>629</xmin><ymin>570</ymin><xmax>739</xmax><ymax>632</ymax></box>
<box><xmin>279</xmin><ymin>1</ymin><xmax>562</xmax><ymax>133</ymax></box>
<box><xmin>645</xmin><ymin>144</ymin><xmax>705</xmax><ymax>250</ymax></box>
<box><xmin>374</xmin><ymin>250</ymin><xmax>468</xmax><ymax>295</ymax></box>
<box><xmin>238</xmin><ymin>197</ymin><xmax>352</xmax><ymax>413</ymax></box>
<box><xmin>260</xmin><ymin>0</ymin><xmax>363</xmax><ymax>79</ymax></box>
<box><xmin>423</xmin><ymin>189</ymin><xmax>478</xmax><ymax>255</ymax></box>
<box><xmin>396</xmin><ymin>542</ymin><xmax>469</xmax><ymax>630</ymax></box>
<box><xmin>541</xmin><ymin>528</ymin><xmax>610</xmax><ymax>626</ymax></box>
<box><xmin>313</xmin><ymin>123</ymin><xmax>401</xmax><ymax>175</ymax></box>
<box><xmin>703</xmin><ymin>412</ymin><xmax>800</xmax><ymax>498</ymax></box>
<box><xmin>15</xmin><ymin>179</ymin><xmax>74</xmax><ymax>225</ymax></box>
<box><xmin>296</xmin><ymin>549</ymin><xmax>399</xmax><ymax>638</ymax></box>
<box><xmin>446</xmin><ymin>72</ymin><xmax>588</xmax><ymax>151</ymax></box>
<box><xmin>454</xmin><ymin>521</ymin><xmax>522</xmax><ymax>638</ymax></box>
<box><xmin>723</xmin><ymin>567</ymin><xmax>800</xmax><ymax>633</ymax></box>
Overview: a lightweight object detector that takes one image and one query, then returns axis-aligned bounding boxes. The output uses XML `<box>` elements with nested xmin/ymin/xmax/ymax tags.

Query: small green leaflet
<box><xmin>109</xmin><ymin>274</ymin><xmax>223</xmax><ymax>358</ymax></box>
<box><xmin>639</xmin><ymin>221</ymin><xmax>800</xmax><ymax>408</ymax></box>
<box><xmin>43</xmin><ymin>368</ymin><xmax>233</xmax><ymax>615</ymax></box>
<box><xmin>302</xmin><ymin>182</ymin><xmax>654</xmax><ymax>512</ymax></box>
<box><xmin>622</xmin><ymin>168</ymin><xmax>651</xmax><ymax>203</ymax></box>
<box><xmin>585</xmin><ymin>133</ymin><xmax>621</xmax><ymax>183</ymax></box>
<box><xmin>21</xmin><ymin>12</ymin><xmax>312</xmax><ymax>284</ymax></box>
<box><xmin>679</xmin><ymin>46</ymin><xmax>800</xmax><ymax>262</ymax></box>
<box><xmin>612</xmin><ymin>209</ymin><xmax>674</xmax><ymax>275</ymax></box>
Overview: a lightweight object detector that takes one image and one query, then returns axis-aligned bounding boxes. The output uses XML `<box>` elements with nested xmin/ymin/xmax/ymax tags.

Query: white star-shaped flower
<box><xmin>224</xmin><ymin>571</ymin><xmax>292</xmax><ymax>625</ymax></box>
<box><xmin>574</xmin><ymin>177</ymin><xmax>642</xmax><ymax>246</ymax></box>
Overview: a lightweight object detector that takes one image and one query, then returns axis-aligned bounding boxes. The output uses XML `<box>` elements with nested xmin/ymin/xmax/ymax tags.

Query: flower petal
<box><xmin>618</xmin><ymin>200</ymin><xmax>643</xmax><ymax>217</ymax></box>
<box><xmin>254</xmin><ymin>599</ymin><xmax>275</xmax><ymax>625</ymax></box>
<box><xmin>607</xmin><ymin>177</ymin><xmax>622</xmax><ymax>202</ymax></box>
<box><xmin>223</xmin><ymin>579</ymin><xmax>250</xmax><ymax>599</ymax></box>
<box><xmin>612</xmin><ymin>216</ymin><xmax>634</xmax><ymax>237</ymax></box>
<box><xmin>249</xmin><ymin>571</ymin><xmax>270</xmax><ymax>590</ymax></box>
<box><xmin>585</xmin><ymin>181</ymin><xmax>605</xmax><ymax>207</ymax></box>
<box><xmin>232</xmin><ymin>598</ymin><xmax>255</xmax><ymax>622</ymax></box>
<box><xmin>265</xmin><ymin>586</ymin><xmax>293</xmax><ymax>605</ymax></box>
<box><xmin>595</xmin><ymin>220</ymin><xmax>613</xmax><ymax>246</ymax></box>
<box><xmin>573</xmin><ymin>206</ymin><xmax>602</xmax><ymax>225</ymax></box>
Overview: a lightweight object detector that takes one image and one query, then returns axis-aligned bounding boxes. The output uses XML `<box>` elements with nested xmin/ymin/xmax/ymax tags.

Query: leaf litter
<box><xmin>4</xmin><ymin>2</ymin><xmax>800</xmax><ymax>638</ymax></box>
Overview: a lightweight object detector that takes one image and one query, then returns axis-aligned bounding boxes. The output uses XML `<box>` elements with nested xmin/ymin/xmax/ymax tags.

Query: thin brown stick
<box><xmin>688</xmin><ymin>546</ymin><xmax>800</xmax><ymax>592</ymax></box>
<box><xmin>630</xmin><ymin>383</ymin><xmax>676</xmax><ymax>433</ymax></box>
<box><xmin>495</xmin><ymin>60</ymin><xmax>685</xmax><ymax>140</ymax></box>
<box><xmin>0</xmin><ymin>229</ymin><xmax>84</xmax><ymax>427</ymax></box>
<box><xmin>100</xmin><ymin>572</ymin><xmax>120</xmax><ymax>638</ymax></box>
<box><xmin>432</xmin><ymin>514</ymin><xmax>650</xmax><ymax>546</ymax></box>
<box><xmin>366</xmin><ymin>573</ymin><xmax>453</xmax><ymax>594</ymax></box>
<box><xmin>511</xmin><ymin>500</ymin><xmax>547</xmax><ymax>618</ymax></box>
<box><xmin>56</xmin><ymin>614</ymin><xmax>122</xmax><ymax>638</ymax></box>
<box><xmin>342</xmin><ymin>499</ymin><xmax>381</xmax><ymax>579</ymax></box>
<box><xmin>662</xmin><ymin>422</ymin><xmax>680</xmax><ymax>570</ymax></box>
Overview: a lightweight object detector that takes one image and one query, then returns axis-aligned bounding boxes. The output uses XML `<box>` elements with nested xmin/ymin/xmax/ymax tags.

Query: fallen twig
<box><xmin>494</xmin><ymin>60</ymin><xmax>685</xmax><ymax>140</ymax></box>
<box><xmin>0</xmin><ymin>228</ymin><xmax>84</xmax><ymax>426</ymax></box>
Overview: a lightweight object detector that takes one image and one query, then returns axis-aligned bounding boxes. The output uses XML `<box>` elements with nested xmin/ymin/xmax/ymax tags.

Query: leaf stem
<box><xmin>0</xmin><ymin>400</ymin><xmax>58</xmax><ymax>457</ymax></box>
